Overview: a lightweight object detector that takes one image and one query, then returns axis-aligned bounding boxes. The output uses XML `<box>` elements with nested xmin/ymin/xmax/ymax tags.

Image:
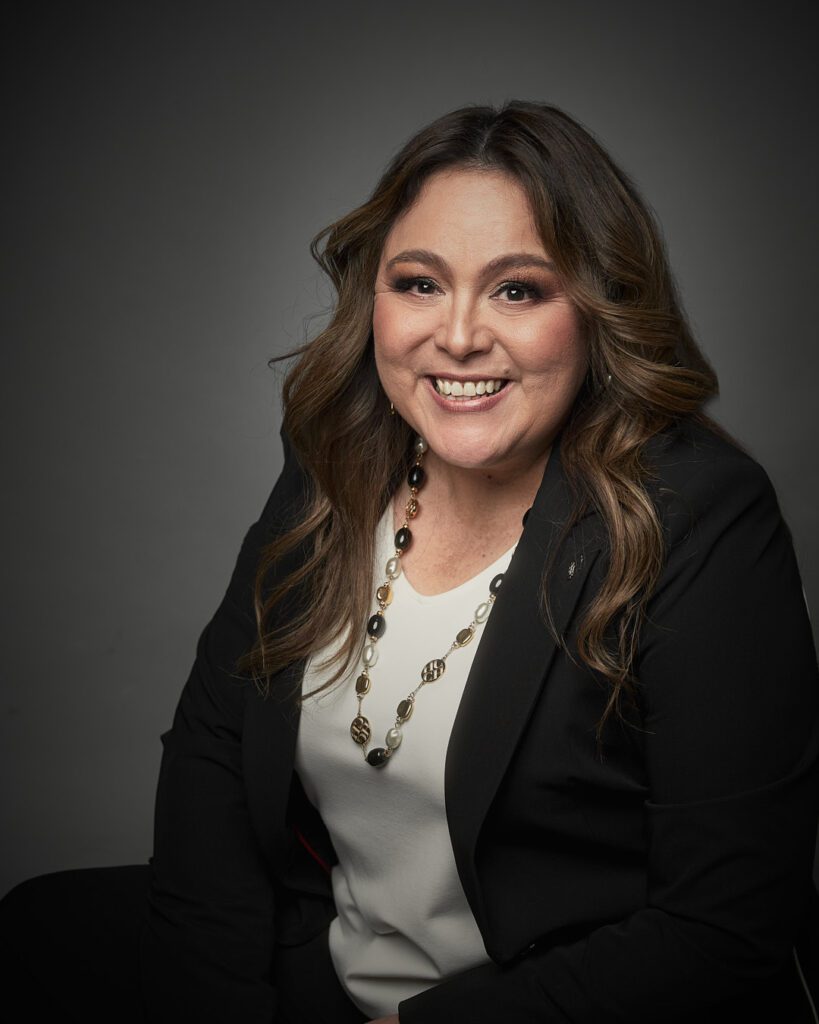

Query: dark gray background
<box><xmin>2</xmin><ymin>0</ymin><xmax>817</xmax><ymax>896</ymax></box>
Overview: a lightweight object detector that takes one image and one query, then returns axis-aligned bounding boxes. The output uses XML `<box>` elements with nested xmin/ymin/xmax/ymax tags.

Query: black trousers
<box><xmin>0</xmin><ymin>864</ymin><xmax>370</xmax><ymax>1024</ymax></box>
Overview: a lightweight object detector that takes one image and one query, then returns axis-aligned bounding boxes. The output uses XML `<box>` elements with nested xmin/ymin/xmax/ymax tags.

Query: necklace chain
<box><xmin>350</xmin><ymin>435</ymin><xmax>506</xmax><ymax>768</ymax></box>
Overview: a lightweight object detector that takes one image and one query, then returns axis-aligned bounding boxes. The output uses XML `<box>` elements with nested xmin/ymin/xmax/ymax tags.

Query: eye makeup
<box><xmin>388</xmin><ymin>274</ymin><xmax>546</xmax><ymax>302</ymax></box>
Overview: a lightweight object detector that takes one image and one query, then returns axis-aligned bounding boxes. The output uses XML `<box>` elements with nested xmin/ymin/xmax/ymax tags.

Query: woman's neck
<box><xmin>389</xmin><ymin>444</ymin><xmax>552</xmax><ymax>595</ymax></box>
<box><xmin>424</xmin><ymin>444</ymin><xmax>551</xmax><ymax>513</ymax></box>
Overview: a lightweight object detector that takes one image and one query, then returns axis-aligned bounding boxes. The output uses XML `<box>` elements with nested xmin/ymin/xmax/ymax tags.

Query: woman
<box><xmin>2</xmin><ymin>100</ymin><xmax>817</xmax><ymax>1024</ymax></box>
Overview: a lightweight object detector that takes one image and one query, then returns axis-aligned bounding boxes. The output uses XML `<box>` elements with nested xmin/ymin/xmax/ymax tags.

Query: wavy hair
<box><xmin>237</xmin><ymin>100</ymin><xmax>726</xmax><ymax>744</ymax></box>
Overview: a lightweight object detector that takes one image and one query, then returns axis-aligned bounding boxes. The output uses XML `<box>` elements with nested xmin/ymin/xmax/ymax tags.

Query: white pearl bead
<box><xmin>414</xmin><ymin>436</ymin><xmax>428</xmax><ymax>454</ymax></box>
<box><xmin>475</xmin><ymin>601</ymin><xmax>491</xmax><ymax>623</ymax></box>
<box><xmin>386</xmin><ymin>557</ymin><xmax>402</xmax><ymax>579</ymax></box>
<box><xmin>362</xmin><ymin>644</ymin><xmax>378</xmax><ymax>667</ymax></box>
<box><xmin>386</xmin><ymin>727</ymin><xmax>403</xmax><ymax>749</ymax></box>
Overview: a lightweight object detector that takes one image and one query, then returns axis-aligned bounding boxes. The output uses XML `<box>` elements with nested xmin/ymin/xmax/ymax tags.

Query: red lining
<box><xmin>294</xmin><ymin>825</ymin><xmax>332</xmax><ymax>875</ymax></box>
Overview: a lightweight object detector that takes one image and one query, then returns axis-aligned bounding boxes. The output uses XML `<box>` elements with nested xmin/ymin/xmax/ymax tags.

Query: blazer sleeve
<box><xmin>398</xmin><ymin>450</ymin><xmax>819</xmax><ymax>1023</ymax></box>
<box><xmin>139</xmin><ymin>426</ymin><xmax>306</xmax><ymax>1024</ymax></box>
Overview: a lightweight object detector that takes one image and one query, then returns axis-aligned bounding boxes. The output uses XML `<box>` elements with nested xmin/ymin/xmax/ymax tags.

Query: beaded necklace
<box><xmin>350</xmin><ymin>435</ymin><xmax>506</xmax><ymax>768</ymax></box>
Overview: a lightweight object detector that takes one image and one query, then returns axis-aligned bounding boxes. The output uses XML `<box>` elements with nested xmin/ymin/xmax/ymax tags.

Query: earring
<box><xmin>389</xmin><ymin>401</ymin><xmax>395</xmax><ymax>416</ymax></box>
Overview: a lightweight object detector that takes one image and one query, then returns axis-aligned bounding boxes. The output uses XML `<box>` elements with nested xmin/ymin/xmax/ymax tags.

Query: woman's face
<box><xmin>372</xmin><ymin>168</ymin><xmax>588</xmax><ymax>479</ymax></box>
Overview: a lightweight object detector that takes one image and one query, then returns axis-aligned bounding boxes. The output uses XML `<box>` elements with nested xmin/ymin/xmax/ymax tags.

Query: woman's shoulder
<box><xmin>255</xmin><ymin>425</ymin><xmax>312</xmax><ymax>534</ymax></box>
<box><xmin>641</xmin><ymin>416</ymin><xmax>785</xmax><ymax>547</ymax></box>
<box><xmin>644</xmin><ymin>415</ymin><xmax>756</xmax><ymax>476</ymax></box>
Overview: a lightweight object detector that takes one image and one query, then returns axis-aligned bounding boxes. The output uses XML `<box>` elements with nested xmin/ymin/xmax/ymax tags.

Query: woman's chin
<box><xmin>425</xmin><ymin>438</ymin><xmax>517</xmax><ymax>475</ymax></box>
<box><xmin>420</xmin><ymin>425</ymin><xmax>556</xmax><ymax>480</ymax></box>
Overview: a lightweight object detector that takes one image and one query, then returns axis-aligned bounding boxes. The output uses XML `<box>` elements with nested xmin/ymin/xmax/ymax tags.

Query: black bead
<box><xmin>367</xmin><ymin>613</ymin><xmax>385</xmax><ymax>639</ymax></box>
<box><xmin>489</xmin><ymin>573</ymin><xmax>504</xmax><ymax>594</ymax></box>
<box><xmin>522</xmin><ymin>507</ymin><xmax>531</xmax><ymax>526</ymax></box>
<box><xmin>408</xmin><ymin>464</ymin><xmax>426</xmax><ymax>490</ymax></box>
<box><xmin>366</xmin><ymin>747</ymin><xmax>389</xmax><ymax>767</ymax></box>
<box><xmin>395</xmin><ymin>526</ymin><xmax>412</xmax><ymax>551</ymax></box>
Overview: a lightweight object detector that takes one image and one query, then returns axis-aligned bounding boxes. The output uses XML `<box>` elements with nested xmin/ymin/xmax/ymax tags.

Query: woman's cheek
<box><xmin>372</xmin><ymin>298</ymin><xmax>402</xmax><ymax>354</ymax></box>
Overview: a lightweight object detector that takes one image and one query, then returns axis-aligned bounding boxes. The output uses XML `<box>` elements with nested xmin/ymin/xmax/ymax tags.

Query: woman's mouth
<box><xmin>425</xmin><ymin>375</ymin><xmax>512</xmax><ymax>412</ymax></box>
<box><xmin>431</xmin><ymin>377</ymin><xmax>510</xmax><ymax>399</ymax></box>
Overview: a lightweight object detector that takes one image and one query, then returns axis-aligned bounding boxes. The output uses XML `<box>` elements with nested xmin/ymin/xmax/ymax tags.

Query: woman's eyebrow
<box><xmin>384</xmin><ymin>249</ymin><xmax>556</xmax><ymax>278</ymax></box>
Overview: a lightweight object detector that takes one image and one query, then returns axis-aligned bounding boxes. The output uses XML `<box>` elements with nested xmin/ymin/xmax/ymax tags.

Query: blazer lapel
<box><xmin>444</xmin><ymin>431</ymin><xmax>604</xmax><ymax>932</ymax></box>
<box><xmin>243</xmin><ymin>657</ymin><xmax>304</xmax><ymax>875</ymax></box>
<box><xmin>242</xmin><ymin>495</ymin><xmax>314</xmax><ymax>877</ymax></box>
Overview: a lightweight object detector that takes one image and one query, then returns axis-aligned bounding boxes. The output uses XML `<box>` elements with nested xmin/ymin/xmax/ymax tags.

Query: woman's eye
<box><xmin>391</xmin><ymin>276</ymin><xmax>439</xmax><ymax>296</ymax></box>
<box><xmin>495</xmin><ymin>280</ymin><xmax>543</xmax><ymax>302</ymax></box>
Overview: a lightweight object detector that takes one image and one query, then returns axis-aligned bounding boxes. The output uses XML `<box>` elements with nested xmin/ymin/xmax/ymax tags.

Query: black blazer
<box><xmin>139</xmin><ymin>417</ymin><xmax>819</xmax><ymax>1024</ymax></box>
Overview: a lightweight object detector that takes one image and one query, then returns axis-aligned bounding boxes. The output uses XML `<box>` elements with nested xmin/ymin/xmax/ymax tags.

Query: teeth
<box><xmin>434</xmin><ymin>378</ymin><xmax>506</xmax><ymax>399</ymax></box>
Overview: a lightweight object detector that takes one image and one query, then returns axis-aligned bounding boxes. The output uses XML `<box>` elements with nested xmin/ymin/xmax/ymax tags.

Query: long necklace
<box><xmin>350</xmin><ymin>435</ymin><xmax>506</xmax><ymax>768</ymax></box>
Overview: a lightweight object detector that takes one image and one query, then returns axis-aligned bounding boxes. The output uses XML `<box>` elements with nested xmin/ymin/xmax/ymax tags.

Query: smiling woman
<box><xmin>373</xmin><ymin>168</ymin><xmax>587</xmax><ymax>484</ymax></box>
<box><xmin>1</xmin><ymin>100</ymin><xmax>817</xmax><ymax>1024</ymax></box>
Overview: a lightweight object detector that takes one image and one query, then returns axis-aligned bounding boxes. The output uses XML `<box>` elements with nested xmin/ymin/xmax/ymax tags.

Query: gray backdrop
<box><xmin>3</xmin><ymin>0</ymin><xmax>817</xmax><ymax>896</ymax></box>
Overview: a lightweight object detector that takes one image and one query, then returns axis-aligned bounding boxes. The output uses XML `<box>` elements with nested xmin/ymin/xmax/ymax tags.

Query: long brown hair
<box><xmin>237</xmin><ymin>100</ymin><xmax>726</xmax><ymax>742</ymax></box>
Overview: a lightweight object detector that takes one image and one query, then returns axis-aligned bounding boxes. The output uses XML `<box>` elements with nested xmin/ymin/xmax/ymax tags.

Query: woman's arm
<box><xmin>398</xmin><ymin>450</ymin><xmax>819</xmax><ymax>1023</ymax></box>
<box><xmin>139</xmin><ymin>427</ymin><xmax>305</xmax><ymax>1024</ymax></box>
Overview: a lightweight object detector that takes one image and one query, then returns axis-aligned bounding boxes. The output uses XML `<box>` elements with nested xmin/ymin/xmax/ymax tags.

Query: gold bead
<box><xmin>421</xmin><ymin>659</ymin><xmax>446</xmax><ymax>683</ymax></box>
<box><xmin>376</xmin><ymin>584</ymin><xmax>393</xmax><ymax>606</ymax></box>
<box><xmin>405</xmin><ymin>497</ymin><xmax>419</xmax><ymax>519</ymax></box>
<box><xmin>355</xmin><ymin>673</ymin><xmax>371</xmax><ymax>695</ymax></box>
<box><xmin>350</xmin><ymin>715</ymin><xmax>371</xmax><ymax>744</ymax></box>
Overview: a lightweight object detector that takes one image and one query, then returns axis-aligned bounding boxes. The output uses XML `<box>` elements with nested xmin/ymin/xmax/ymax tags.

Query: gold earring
<box><xmin>389</xmin><ymin>401</ymin><xmax>395</xmax><ymax>416</ymax></box>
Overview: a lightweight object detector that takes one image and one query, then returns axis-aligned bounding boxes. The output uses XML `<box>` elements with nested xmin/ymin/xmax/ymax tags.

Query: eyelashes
<box><xmin>389</xmin><ymin>274</ymin><xmax>545</xmax><ymax>303</ymax></box>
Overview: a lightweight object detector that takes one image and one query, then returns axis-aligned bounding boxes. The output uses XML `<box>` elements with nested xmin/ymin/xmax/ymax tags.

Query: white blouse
<box><xmin>295</xmin><ymin>505</ymin><xmax>518</xmax><ymax>1017</ymax></box>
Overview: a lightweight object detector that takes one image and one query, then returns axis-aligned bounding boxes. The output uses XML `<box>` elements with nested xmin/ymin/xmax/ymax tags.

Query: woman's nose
<box><xmin>433</xmin><ymin>299</ymin><xmax>493</xmax><ymax>359</ymax></box>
